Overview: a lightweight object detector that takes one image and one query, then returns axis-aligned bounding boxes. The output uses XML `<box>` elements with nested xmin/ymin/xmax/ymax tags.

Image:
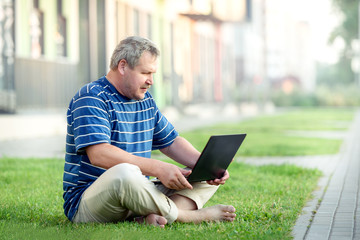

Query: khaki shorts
<box><xmin>73</xmin><ymin>163</ymin><xmax>218</xmax><ymax>224</ymax></box>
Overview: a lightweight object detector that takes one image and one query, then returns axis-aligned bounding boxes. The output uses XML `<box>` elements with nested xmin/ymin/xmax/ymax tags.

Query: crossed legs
<box><xmin>73</xmin><ymin>163</ymin><xmax>236</xmax><ymax>226</ymax></box>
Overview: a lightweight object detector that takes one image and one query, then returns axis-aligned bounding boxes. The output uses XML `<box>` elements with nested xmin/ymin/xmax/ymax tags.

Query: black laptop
<box><xmin>186</xmin><ymin>134</ymin><xmax>246</xmax><ymax>182</ymax></box>
<box><xmin>153</xmin><ymin>134</ymin><xmax>246</xmax><ymax>183</ymax></box>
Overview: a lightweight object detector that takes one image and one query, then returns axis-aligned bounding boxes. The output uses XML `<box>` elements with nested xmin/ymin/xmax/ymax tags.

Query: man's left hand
<box><xmin>206</xmin><ymin>170</ymin><xmax>230</xmax><ymax>185</ymax></box>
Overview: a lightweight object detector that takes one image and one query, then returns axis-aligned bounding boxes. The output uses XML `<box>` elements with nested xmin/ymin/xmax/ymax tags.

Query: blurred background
<box><xmin>0</xmin><ymin>0</ymin><xmax>359</xmax><ymax>114</ymax></box>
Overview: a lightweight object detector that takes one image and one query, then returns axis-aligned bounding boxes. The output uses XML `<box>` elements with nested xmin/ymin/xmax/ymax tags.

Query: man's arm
<box><xmin>86</xmin><ymin>143</ymin><xmax>193</xmax><ymax>190</ymax></box>
<box><xmin>159</xmin><ymin>136</ymin><xmax>200</xmax><ymax>169</ymax></box>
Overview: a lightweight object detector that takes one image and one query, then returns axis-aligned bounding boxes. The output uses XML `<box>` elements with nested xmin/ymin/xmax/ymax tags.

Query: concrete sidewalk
<box><xmin>0</xmin><ymin>103</ymin><xmax>264</xmax><ymax>158</ymax></box>
<box><xmin>0</xmin><ymin>110</ymin><xmax>67</xmax><ymax>158</ymax></box>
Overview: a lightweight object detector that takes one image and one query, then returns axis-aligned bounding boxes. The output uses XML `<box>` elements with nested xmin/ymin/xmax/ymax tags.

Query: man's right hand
<box><xmin>157</xmin><ymin>163</ymin><xmax>193</xmax><ymax>190</ymax></box>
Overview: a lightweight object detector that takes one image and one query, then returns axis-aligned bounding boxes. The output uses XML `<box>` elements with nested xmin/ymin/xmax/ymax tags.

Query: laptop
<box><xmin>153</xmin><ymin>133</ymin><xmax>246</xmax><ymax>183</ymax></box>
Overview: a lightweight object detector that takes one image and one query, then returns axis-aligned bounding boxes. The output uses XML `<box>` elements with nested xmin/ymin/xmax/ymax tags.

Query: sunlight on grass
<box><xmin>180</xmin><ymin>108</ymin><xmax>355</xmax><ymax>156</ymax></box>
<box><xmin>1</xmin><ymin>108</ymin><xmax>353</xmax><ymax>239</ymax></box>
<box><xmin>0</xmin><ymin>158</ymin><xmax>320</xmax><ymax>239</ymax></box>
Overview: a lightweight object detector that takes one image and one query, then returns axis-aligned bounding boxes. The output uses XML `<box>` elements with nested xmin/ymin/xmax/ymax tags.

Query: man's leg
<box><xmin>73</xmin><ymin>163</ymin><xmax>178</xmax><ymax>226</ymax></box>
<box><xmin>158</xmin><ymin>182</ymin><xmax>236</xmax><ymax>223</ymax></box>
<box><xmin>172</xmin><ymin>195</ymin><xmax>236</xmax><ymax>223</ymax></box>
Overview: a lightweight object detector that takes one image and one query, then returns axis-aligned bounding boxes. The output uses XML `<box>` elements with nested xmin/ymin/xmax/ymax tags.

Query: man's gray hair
<box><xmin>109</xmin><ymin>36</ymin><xmax>160</xmax><ymax>70</ymax></box>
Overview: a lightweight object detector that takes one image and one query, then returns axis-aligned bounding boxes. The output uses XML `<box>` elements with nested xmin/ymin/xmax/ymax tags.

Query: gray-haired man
<box><xmin>63</xmin><ymin>36</ymin><xmax>236</xmax><ymax>227</ymax></box>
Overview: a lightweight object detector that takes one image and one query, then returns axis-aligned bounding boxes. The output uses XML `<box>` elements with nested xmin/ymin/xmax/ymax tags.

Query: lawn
<box><xmin>0</xmin><ymin>107</ymin><xmax>355</xmax><ymax>239</ymax></box>
<box><xmin>0</xmin><ymin>158</ymin><xmax>320</xmax><ymax>240</ymax></box>
<box><xmin>180</xmin><ymin>107</ymin><xmax>355</xmax><ymax>156</ymax></box>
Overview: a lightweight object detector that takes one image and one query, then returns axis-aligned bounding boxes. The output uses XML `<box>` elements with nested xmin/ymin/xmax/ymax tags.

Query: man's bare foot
<box><xmin>177</xmin><ymin>204</ymin><xmax>236</xmax><ymax>223</ymax></box>
<box><xmin>204</xmin><ymin>205</ymin><xmax>236</xmax><ymax>222</ymax></box>
<box><xmin>135</xmin><ymin>214</ymin><xmax>167</xmax><ymax>228</ymax></box>
<box><xmin>146</xmin><ymin>214</ymin><xmax>167</xmax><ymax>228</ymax></box>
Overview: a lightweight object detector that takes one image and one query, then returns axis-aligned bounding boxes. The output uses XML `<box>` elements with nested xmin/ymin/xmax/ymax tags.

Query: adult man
<box><xmin>63</xmin><ymin>36</ymin><xmax>236</xmax><ymax>227</ymax></box>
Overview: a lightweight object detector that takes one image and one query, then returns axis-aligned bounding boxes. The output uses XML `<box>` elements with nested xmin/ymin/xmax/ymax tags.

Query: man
<box><xmin>63</xmin><ymin>36</ymin><xmax>236</xmax><ymax>227</ymax></box>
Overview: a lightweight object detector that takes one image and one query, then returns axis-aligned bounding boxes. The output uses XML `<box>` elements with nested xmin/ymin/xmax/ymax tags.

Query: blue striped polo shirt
<box><xmin>63</xmin><ymin>76</ymin><xmax>178</xmax><ymax>221</ymax></box>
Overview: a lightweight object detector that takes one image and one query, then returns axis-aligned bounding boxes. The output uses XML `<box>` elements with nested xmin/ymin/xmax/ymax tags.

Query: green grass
<box><xmin>1</xmin><ymin>107</ymin><xmax>354</xmax><ymax>239</ymax></box>
<box><xmin>180</xmin><ymin>107</ymin><xmax>355</xmax><ymax>156</ymax></box>
<box><xmin>0</xmin><ymin>158</ymin><xmax>320</xmax><ymax>240</ymax></box>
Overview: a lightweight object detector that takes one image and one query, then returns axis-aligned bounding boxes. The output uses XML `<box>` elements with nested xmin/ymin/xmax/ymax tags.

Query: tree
<box><xmin>327</xmin><ymin>0</ymin><xmax>359</xmax><ymax>85</ymax></box>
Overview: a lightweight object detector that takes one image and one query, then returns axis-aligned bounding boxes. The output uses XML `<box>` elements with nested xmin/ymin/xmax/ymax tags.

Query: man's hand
<box><xmin>157</xmin><ymin>162</ymin><xmax>193</xmax><ymax>190</ymax></box>
<box><xmin>206</xmin><ymin>170</ymin><xmax>230</xmax><ymax>186</ymax></box>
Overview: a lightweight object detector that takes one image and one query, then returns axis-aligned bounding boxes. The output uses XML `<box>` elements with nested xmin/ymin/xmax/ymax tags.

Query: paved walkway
<box><xmin>302</xmin><ymin>110</ymin><xmax>360</xmax><ymax>240</ymax></box>
<box><xmin>0</xmin><ymin>103</ymin><xmax>263</xmax><ymax>158</ymax></box>
<box><xmin>239</xmin><ymin>110</ymin><xmax>360</xmax><ymax>240</ymax></box>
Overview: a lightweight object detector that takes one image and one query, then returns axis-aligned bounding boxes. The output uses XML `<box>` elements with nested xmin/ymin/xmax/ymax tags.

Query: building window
<box><xmin>30</xmin><ymin>0</ymin><xmax>44</xmax><ymax>58</ymax></box>
<box><xmin>56</xmin><ymin>0</ymin><xmax>67</xmax><ymax>57</ymax></box>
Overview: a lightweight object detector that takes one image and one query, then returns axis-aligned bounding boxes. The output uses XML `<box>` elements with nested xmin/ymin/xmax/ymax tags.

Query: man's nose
<box><xmin>146</xmin><ymin>75</ymin><xmax>153</xmax><ymax>85</ymax></box>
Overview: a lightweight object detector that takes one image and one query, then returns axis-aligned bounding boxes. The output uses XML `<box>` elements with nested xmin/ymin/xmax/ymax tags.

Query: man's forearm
<box><xmin>160</xmin><ymin>136</ymin><xmax>200</xmax><ymax>169</ymax></box>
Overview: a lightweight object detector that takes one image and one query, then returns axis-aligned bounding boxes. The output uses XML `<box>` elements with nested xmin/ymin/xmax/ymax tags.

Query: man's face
<box><xmin>120</xmin><ymin>51</ymin><xmax>157</xmax><ymax>100</ymax></box>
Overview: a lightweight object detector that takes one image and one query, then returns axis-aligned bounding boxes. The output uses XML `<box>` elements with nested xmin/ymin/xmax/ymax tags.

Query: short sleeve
<box><xmin>152</xmin><ymin>106</ymin><xmax>179</xmax><ymax>150</ymax></box>
<box><xmin>70</xmin><ymin>94</ymin><xmax>111</xmax><ymax>154</ymax></box>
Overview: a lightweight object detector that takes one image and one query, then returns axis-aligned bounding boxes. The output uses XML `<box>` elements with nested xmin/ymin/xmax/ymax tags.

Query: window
<box><xmin>56</xmin><ymin>0</ymin><xmax>67</xmax><ymax>57</ymax></box>
<box><xmin>30</xmin><ymin>0</ymin><xmax>44</xmax><ymax>58</ymax></box>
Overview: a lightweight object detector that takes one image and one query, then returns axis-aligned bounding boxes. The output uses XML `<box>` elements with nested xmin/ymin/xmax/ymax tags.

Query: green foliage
<box><xmin>316</xmin><ymin>60</ymin><xmax>355</xmax><ymax>87</ymax></box>
<box><xmin>271</xmin><ymin>90</ymin><xmax>319</xmax><ymax>107</ymax></box>
<box><xmin>271</xmin><ymin>85</ymin><xmax>360</xmax><ymax>107</ymax></box>
<box><xmin>0</xmin><ymin>158</ymin><xmax>320</xmax><ymax>239</ymax></box>
<box><xmin>315</xmin><ymin>84</ymin><xmax>360</xmax><ymax>106</ymax></box>
<box><xmin>330</xmin><ymin>0</ymin><xmax>359</xmax><ymax>45</ymax></box>
<box><xmin>327</xmin><ymin>0</ymin><xmax>359</xmax><ymax>84</ymax></box>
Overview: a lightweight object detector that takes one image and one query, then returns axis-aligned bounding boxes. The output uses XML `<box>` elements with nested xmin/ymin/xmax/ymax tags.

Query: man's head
<box><xmin>108</xmin><ymin>36</ymin><xmax>160</xmax><ymax>100</ymax></box>
<box><xmin>110</xmin><ymin>36</ymin><xmax>160</xmax><ymax>70</ymax></box>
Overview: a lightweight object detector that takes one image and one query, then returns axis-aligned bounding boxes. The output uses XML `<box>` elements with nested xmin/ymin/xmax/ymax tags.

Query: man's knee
<box><xmin>109</xmin><ymin>163</ymin><xmax>141</xmax><ymax>176</ymax></box>
<box><xmin>76</xmin><ymin>163</ymin><xmax>142</xmax><ymax>223</ymax></box>
<box><xmin>106</xmin><ymin>163</ymin><xmax>143</xmax><ymax>189</ymax></box>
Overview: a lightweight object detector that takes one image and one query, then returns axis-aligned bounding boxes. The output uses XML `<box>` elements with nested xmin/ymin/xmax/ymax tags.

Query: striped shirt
<box><xmin>63</xmin><ymin>76</ymin><xmax>178</xmax><ymax>221</ymax></box>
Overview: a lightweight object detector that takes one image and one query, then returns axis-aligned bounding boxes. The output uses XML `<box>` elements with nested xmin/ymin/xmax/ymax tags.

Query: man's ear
<box><xmin>118</xmin><ymin>59</ymin><xmax>127</xmax><ymax>75</ymax></box>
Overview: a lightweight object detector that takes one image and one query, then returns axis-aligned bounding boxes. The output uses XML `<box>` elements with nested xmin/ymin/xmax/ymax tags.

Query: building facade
<box><xmin>0</xmin><ymin>0</ymin><xmax>15</xmax><ymax>112</ymax></box>
<box><xmin>0</xmin><ymin>0</ymin><xmax>315</xmax><ymax>112</ymax></box>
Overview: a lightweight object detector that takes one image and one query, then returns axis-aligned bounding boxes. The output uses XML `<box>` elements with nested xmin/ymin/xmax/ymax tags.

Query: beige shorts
<box><xmin>73</xmin><ymin>163</ymin><xmax>218</xmax><ymax>224</ymax></box>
